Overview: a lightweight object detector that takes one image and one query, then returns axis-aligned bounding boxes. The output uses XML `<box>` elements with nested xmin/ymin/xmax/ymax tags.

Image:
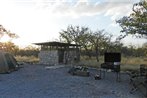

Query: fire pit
<box><xmin>68</xmin><ymin>66</ymin><xmax>90</xmax><ymax>77</ymax></box>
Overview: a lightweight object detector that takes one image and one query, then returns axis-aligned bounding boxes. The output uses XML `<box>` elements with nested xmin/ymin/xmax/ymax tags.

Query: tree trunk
<box><xmin>84</xmin><ymin>47</ymin><xmax>91</xmax><ymax>59</ymax></box>
<box><xmin>95</xmin><ymin>47</ymin><xmax>99</xmax><ymax>62</ymax></box>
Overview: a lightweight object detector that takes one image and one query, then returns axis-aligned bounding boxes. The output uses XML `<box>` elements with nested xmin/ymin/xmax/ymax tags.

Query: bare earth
<box><xmin>0</xmin><ymin>64</ymin><xmax>144</xmax><ymax>98</ymax></box>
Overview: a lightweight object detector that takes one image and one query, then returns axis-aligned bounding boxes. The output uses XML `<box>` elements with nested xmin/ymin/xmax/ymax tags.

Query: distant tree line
<box><xmin>16</xmin><ymin>45</ymin><xmax>39</xmax><ymax>57</ymax></box>
<box><xmin>0</xmin><ymin>37</ymin><xmax>146</xmax><ymax>60</ymax></box>
<box><xmin>0</xmin><ymin>32</ymin><xmax>146</xmax><ymax>60</ymax></box>
<box><xmin>0</xmin><ymin>42</ymin><xmax>39</xmax><ymax>57</ymax></box>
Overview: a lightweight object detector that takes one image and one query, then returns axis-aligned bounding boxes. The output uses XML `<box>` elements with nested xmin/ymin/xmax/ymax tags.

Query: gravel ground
<box><xmin>0</xmin><ymin>64</ymin><xmax>145</xmax><ymax>98</ymax></box>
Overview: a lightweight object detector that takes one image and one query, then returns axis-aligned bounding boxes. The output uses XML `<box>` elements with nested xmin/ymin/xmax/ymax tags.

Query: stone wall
<box><xmin>38</xmin><ymin>50</ymin><xmax>58</xmax><ymax>65</ymax></box>
<box><xmin>38</xmin><ymin>49</ymin><xmax>80</xmax><ymax>65</ymax></box>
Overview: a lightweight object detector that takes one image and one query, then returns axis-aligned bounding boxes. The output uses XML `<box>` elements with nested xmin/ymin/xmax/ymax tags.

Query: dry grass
<box><xmin>121</xmin><ymin>56</ymin><xmax>147</xmax><ymax>71</ymax></box>
<box><xmin>79</xmin><ymin>56</ymin><xmax>147</xmax><ymax>71</ymax></box>
<box><xmin>121</xmin><ymin>56</ymin><xmax>147</xmax><ymax>65</ymax></box>
<box><xmin>15</xmin><ymin>56</ymin><xmax>39</xmax><ymax>63</ymax></box>
<box><xmin>77</xmin><ymin>56</ymin><xmax>103</xmax><ymax>68</ymax></box>
<box><xmin>15</xmin><ymin>55</ymin><xmax>147</xmax><ymax>71</ymax></box>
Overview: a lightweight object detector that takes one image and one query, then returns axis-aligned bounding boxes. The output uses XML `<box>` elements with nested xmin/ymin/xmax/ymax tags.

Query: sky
<box><xmin>0</xmin><ymin>0</ymin><xmax>146</xmax><ymax>47</ymax></box>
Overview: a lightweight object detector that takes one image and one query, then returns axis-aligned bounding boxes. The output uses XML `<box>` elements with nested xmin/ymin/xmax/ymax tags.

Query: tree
<box><xmin>79</xmin><ymin>32</ymin><xmax>93</xmax><ymax>57</ymax></box>
<box><xmin>117</xmin><ymin>0</ymin><xmax>147</xmax><ymax>39</ymax></box>
<box><xmin>60</xmin><ymin>25</ymin><xmax>93</xmax><ymax>58</ymax></box>
<box><xmin>0</xmin><ymin>25</ymin><xmax>19</xmax><ymax>55</ymax></box>
<box><xmin>102</xmin><ymin>34</ymin><xmax>113</xmax><ymax>52</ymax></box>
<box><xmin>59</xmin><ymin>25</ymin><xmax>89</xmax><ymax>44</ymax></box>
<box><xmin>0</xmin><ymin>41</ymin><xmax>19</xmax><ymax>55</ymax></box>
<box><xmin>0</xmin><ymin>25</ymin><xmax>19</xmax><ymax>40</ymax></box>
<box><xmin>89</xmin><ymin>30</ymin><xmax>110</xmax><ymax>62</ymax></box>
<box><xmin>59</xmin><ymin>25</ymin><xmax>117</xmax><ymax>60</ymax></box>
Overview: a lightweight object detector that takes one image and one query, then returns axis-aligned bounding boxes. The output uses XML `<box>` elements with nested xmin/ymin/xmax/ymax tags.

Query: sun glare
<box><xmin>0</xmin><ymin>35</ymin><xmax>11</xmax><ymax>42</ymax></box>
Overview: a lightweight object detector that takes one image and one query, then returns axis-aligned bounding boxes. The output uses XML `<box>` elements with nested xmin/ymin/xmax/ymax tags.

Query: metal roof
<box><xmin>33</xmin><ymin>41</ymin><xmax>81</xmax><ymax>47</ymax></box>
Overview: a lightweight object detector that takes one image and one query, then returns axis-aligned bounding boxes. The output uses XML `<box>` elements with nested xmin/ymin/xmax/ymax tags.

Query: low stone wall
<box><xmin>38</xmin><ymin>50</ymin><xmax>58</xmax><ymax>65</ymax></box>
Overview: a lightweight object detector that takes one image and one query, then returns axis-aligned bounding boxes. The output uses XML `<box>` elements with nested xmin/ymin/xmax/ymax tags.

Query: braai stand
<box><xmin>100</xmin><ymin>62</ymin><xmax>121</xmax><ymax>81</ymax></box>
<box><xmin>99</xmin><ymin>52</ymin><xmax>121</xmax><ymax>82</ymax></box>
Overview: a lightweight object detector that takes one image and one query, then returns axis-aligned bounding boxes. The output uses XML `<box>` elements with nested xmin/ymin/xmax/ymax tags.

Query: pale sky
<box><xmin>0</xmin><ymin>0</ymin><xmax>146</xmax><ymax>47</ymax></box>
